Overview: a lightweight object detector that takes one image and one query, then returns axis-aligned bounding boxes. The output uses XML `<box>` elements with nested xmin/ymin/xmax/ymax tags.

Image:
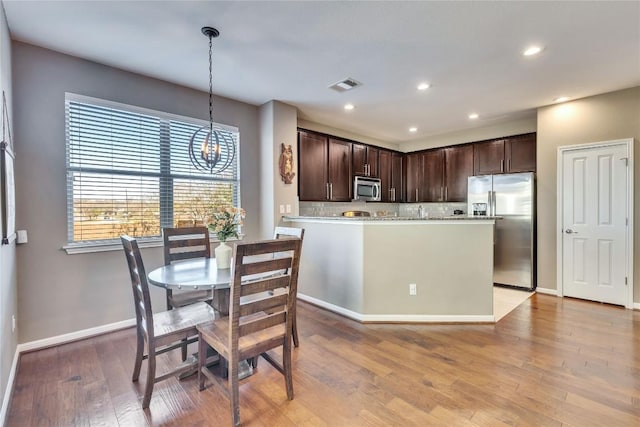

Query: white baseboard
<box><xmin>17</xmin><ymin>318</ymin><xmax>136</xmax><ymax>353</ymax></box>
<box><xmin>0</xmin><ymin>347</ymin><xmax>20</xmax><ymax>426</ymax></box>
<box><xmin>634</xmin><ymin>302</ymin><xmax>640</xmax><ymax>310</ymax></box>
<box><xmin>535</xmin><ymin>287</ymin><xmax>558</xmax><ymax>296</ymax></box>
<box><xmin>298</xmin><ymin>293</ymin><xmax>494</xmax><ymax>323</ymax></box>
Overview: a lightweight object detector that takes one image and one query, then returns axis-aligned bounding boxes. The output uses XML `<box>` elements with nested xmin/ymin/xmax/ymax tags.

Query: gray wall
<box><xmin>536</xmin><ymin>86</ymin><xmax>640</xmax><ymax>300</ymax></box>
<box><xmin>0</xmin><ymin>2</ymin><xmax>17</xmax><ymax>415</ymax></box>
<box><xmin>12</xmin><ymin>42</ymin><xmax>261</xmax><ymax>342</ymax></box>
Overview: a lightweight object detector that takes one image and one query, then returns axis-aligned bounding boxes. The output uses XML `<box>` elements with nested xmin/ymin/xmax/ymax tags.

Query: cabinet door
<box><xmin>352</xmin><ymin>143</ymin><xmax>367</xmax><ymax>176</ymax></box>
<box><xmin>405</xmin><ymin>152</ymin><xmax>421</xmax><ymax>202</ymax></box>
<box><xmin>298</xmin><ymin>131</ymin><xmax>328</xmax><ymax>201</ymax></box>
<box><xmin>444</xmin><ymin>145</ymin><xmax>474</xmax><ymax>202</ymax></box>
<box><xmin>422</xmin><ymin>149</ymin><xmax>445</xmax><ymax>202</ymax></box>
<box><xmin>474</xmin><ymin>139</ymin><xmax>505</xmax><ymax>175</ymax></box>
<box><xmin>391</xmin><ymin>152</ymin><xmax>404</xmax><ymax>202</ymax></box>
<box><xmin>506</xmin><ymin>133</ymin><xmax>536</xmax><ymax>172</ymax></box>
<box><xmin>328</xmin><ymin>138</ymin><xmax>352</xmax><ymax>201</ymax></box>
<box><xmin>378</xmin><ymin>150</ymin><xmax>392</xmax><ymax>202</ymax></box>
<box><xmin>367</xmin><ymin>146</ymin><xmax>379</xmax><ymax>177</ymax></box>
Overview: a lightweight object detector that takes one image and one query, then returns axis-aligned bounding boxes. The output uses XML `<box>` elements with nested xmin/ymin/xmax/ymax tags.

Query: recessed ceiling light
<box><xmin>523</xmin><ymin>46</ymin><xmax>543</xmax><ymax>56</ymax></box>
<box><xmin>344</xmin><ymin>103</ymin><xmax>355</xmax><ymax>111</ymax></box>
<box><xmin>409</xmin><ymin>127</ymin><xmax>418</xmax><ymax>132</ymax></box>
<box><xmin>553</xmin><ymin>96</ymin><xmax>569</xmax><ymax>103</ymax></box>
<box><xmin>468</xmin><ymin>113</ymin><xmax>479</xmax><ymax>119</ymax></box>
<box><xmin>417</xmin><ymin>83</ymin><xmax>430</xmax><ymax>91</ymax></box>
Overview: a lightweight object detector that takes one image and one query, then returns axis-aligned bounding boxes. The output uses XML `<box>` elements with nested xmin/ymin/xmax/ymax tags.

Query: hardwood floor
<box><xmin>7</xmin><ymin>294</ymin><xmax>640</xmax><ymax>426</ymax></box>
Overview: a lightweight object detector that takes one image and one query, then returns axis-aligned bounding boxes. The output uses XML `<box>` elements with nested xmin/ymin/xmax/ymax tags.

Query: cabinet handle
<box><xmin>445</xmin><ymin>187</ymin><xmax>448</xmax><ymax>200</ymax></box>
<box><xmin>326</xmin><ymin>183</ymin><xmax>329</xmax><ymax>200</ymax></box>
<box><xmin>391</xmin><ymin>188</ymin><xmax>395</xmax><ymax>201</ymax></box>
<box><xmin>507</xmin><ymin>159</ymin><xmax>511</xmax><ymax>171</ymax></box>
<box><xmin>330</xmin><ymin>183</ymin><xmax>333</xmax><ymax>200</ymax></box>
<box><xmin>415</xmin><ymin>188</ymin><xmax>418</xmax><ymax>201</ymax></box>
<box><xmin>501</xmin><ymin>159</ymin><xmax>504</xmax><ymax>173</ymax></box>
<box><xmin>367</xmin><ymin>164</ymin><xmax>370</xmax><ymax>176</ymax></box>
<box><xmin>440</xmin><ymin>186</ymin><xmax>444</xmax><ymax>200</ymax></box>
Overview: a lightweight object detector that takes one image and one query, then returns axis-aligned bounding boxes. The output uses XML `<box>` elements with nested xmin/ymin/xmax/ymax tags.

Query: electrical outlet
<box><xmin>409</xmin><ymin>283</ymin><xmax>417</xmax><ymax>295</ymax></box>
<box><xmin>279</xmin><ymin>205</ymin><xmax>285</xmax><ymax>214</ymax></box>
<box><xmin>12</xmin><ymin>315</ymin><xmax>16</xmax><ymax>333</ymax></box>
<box><xmin>286</xmin><ymin>204</ymin><xmax>292</xmax><ymax>213</ymax></box>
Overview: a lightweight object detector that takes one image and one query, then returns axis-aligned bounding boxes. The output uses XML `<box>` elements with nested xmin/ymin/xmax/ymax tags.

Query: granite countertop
<box><xmin>284</xmin><ymin>215</ymin><xmax>499</xmax><ymax>221</ymax></box>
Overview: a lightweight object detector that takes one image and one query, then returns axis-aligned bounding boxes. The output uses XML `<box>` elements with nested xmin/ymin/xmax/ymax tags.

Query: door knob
<box><xmin>565</xmin><ymin>229</ymin><xmax>578</xmax><ymax>234</ymax></box>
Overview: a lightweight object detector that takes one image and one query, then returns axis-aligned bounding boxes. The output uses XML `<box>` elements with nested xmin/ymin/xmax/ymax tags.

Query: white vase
<box><xmin>215</xmin><ymin>241</ymin><xmax>232</xmax><ymax>269</ymax></box>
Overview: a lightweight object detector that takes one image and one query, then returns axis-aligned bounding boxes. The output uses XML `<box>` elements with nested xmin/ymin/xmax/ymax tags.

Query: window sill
<box><xmin>62</xmin><ymin>235</ymin><xmax>245</xmax><ymax>255</ymax></box>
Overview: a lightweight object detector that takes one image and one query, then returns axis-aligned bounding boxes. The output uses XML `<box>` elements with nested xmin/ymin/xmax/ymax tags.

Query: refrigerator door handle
<box><xmin>492</xmin><ymin>191</ymin><xmax>497</xmax><ymax>216</ymax></box>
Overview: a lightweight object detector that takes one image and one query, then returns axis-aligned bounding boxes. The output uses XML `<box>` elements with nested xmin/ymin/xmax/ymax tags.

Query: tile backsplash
<box><xmin>299</xmin><ymin>201</ymin><xmax>467</xmax><ymax>218</ymax></box>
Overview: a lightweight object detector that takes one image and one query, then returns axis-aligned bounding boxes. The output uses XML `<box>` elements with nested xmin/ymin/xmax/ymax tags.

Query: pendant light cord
<box><xmin>208</xmin><ymin>32</ymin><xmax>214</xmax><ymax>139</ymax></box>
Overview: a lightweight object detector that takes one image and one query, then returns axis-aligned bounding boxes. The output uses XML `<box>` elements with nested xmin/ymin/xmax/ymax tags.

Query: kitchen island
<box><xmin>283</xmin><ymin>215</ymin><xmax>496</xmax><ymax>322</ymax></box>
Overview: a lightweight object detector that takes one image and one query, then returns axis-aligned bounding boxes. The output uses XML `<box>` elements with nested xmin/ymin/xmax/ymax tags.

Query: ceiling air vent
<box><xmin>329</xmin><ymin>77</ymin><xmax>362</xmax><ymax>92</ymax></box>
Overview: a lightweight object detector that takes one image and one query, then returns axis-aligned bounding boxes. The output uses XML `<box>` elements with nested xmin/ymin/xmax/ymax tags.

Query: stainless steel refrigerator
<box><xmin>468</xmin><ymin>172</ymin><xmax>536</xmax><ymax>290</ymax></box>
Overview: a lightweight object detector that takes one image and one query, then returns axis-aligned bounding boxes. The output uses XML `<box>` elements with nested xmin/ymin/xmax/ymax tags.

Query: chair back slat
<box><xmin>240</xmin><ymin>257</ymin><xmax>292</xmax><ymax>276</ymax></box>
<box><xmin>273</xmin><ymin>226</ymin><xmax>305</xmax><ymax>240</ymax></box>
<box><xmin>241</xmin><ymin>275</ymin><xmax>290</xmax><ymax>296</ymax></box>
<box><xmin>121</xmin><ymin>235</ymin><xmax>154</xmax><ymax>340</ymax></box>
<box><xmin>240</xmin><ymin>293</ymin><xmax>288</xmax><ymax>317</ymax></box>
<box><xmin>239</xmin><ymin>311</ymin><xmax>286</xmax><ymax>336</ymax></box>
<box><xmin>163</xmin><ymin>227</ymin><xmax>211</xmax><ymax>266</ymax></box>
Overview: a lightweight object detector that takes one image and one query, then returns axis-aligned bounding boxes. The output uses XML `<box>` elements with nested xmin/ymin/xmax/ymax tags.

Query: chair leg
<box><xmin>142</xmin><ymin>349</ymin><xmax>156</xmax><ymax>409</ymax></box>
<box><xmin>166</xmin><ymin>289</ymin><xmax>173</xmax><ymax>311</ymax></box>
<box><xmin>228</xmin><ymin>356</ymin><xmax>240</xmax><ymax>427</ymax></box>
<box><xmin>132</xmin><ymin>330</ymin><xmax>144</xmax><ymax>382</ymax></box>
<box><xmin>283</xmin><ymin>337</ymin><xmax>294</xmax><ymax>400</ymax></box>
<box><xmin>198</xmin><ymin>332</ymin><xmax>206</xmax><ymax>391</ymax></box>
<box><xmin>181</xmin><ymin>338</ymin><xmax>188</xmax><ymax>362</ymax></box>
<box><xmin>291</xmin><ymin>304</ymin><xmax>300</xmax><ymax>348</ymax></box>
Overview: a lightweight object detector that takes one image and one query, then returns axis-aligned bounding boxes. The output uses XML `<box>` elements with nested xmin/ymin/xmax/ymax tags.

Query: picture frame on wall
<box><xmin>1</xmin><ymin>90</ymin><xmax>15</xmax><ymax>245</ymax></box>
<box><xmin>1</xmin><ymin>142</ymin><xmax>15</xmax><ymax>244</ymax></box>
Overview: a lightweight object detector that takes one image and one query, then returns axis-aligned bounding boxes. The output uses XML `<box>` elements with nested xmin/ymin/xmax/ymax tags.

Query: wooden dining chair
<box><xmin>162</xmin><ymin>226</ymin><xmax>213</xmax><ymax>310</ymax></box>
<box><xmin>197</xmin><ymin>238</ymin><xmax>302</xmax><ymax>427</ymax></box>
<box><xmin>273</xmin><ymin>226</ymin><xmax>305</xmax><ymax>347</ymax></box>
<box><xmin>121</xmin><ymin>235</ymin><xmax>216</xmax><ymax>409</ymax></box>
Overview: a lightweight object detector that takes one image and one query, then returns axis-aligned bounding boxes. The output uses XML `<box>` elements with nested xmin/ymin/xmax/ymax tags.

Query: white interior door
<box><xmin>560</xmin><ymin>142</ymin><xmax>630</xmax><ymax>306</ymax></box>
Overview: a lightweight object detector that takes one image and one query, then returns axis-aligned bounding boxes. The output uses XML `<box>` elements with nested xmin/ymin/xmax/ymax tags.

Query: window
<box><xmin>65</xmin><ymin>93</ymin><xmax>240</xmax><ymax>247</ymax></box>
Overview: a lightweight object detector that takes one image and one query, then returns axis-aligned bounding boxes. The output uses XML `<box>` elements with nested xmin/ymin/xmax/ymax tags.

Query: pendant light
<box><xmin>188</xmin><ymin>26</ymin><xmax>235</xmax><ymax>173</ymax></box>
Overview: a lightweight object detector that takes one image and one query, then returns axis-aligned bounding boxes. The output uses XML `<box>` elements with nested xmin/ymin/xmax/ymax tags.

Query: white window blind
<box><xmin>65</xmin><ymin>93</ymin><xmax>240</xmax><ymax>244</ymax></box>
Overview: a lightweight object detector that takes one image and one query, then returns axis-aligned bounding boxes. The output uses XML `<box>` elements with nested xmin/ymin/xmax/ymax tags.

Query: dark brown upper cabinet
<box><xmin>474</xmin><ymin>133</ymin><xmax>536</xmax><ymax>175</ymax></box>
<box><xmin>352</xmin><ymin>143</ymin><xmax>379</xmax><ymax>177</ymax></box>
<box><xmin>505</xmin><ymin>133</ymin><xmax>536</xmax><ymax>173</ymax></box>
<box><xmin>378</xmin><ymin>150</ymin><xmax>404</xmax><ymax>202</ymax></box>
<box><xmin>444</xmin><ymin>144</ymin><xmax>474</xmax><ymax>202</ymax></box>
<box><xmin>298</xmin><ymin>131</ymin><xmax>352</xmax><ymax>202</ymax></box>
<box><xmin>405</xmin><ymin>152</ymin><xmax>422</xmax><ymax>203</ymax></box>
<box><xmin>422</xmin><ymin>149</ymin><xmax>445</xmax><ymax>202</ymax></box>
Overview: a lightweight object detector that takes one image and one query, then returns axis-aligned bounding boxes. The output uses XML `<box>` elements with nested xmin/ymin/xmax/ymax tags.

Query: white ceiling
<box><xmin>3</xmin><ymin>1</ymin><xmax>640</xmax><ymax>144</ymax></box>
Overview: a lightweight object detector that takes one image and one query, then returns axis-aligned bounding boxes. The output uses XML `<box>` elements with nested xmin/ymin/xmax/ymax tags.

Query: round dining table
<box><xmin>148</xmin><ymin>257</ymin><xmax>232</xmax><ymax>315</ymax></box>
<box><xmin>148</xmin><ymin>257</ymin><xmax>231</xmax><ymax>291</ymax></box>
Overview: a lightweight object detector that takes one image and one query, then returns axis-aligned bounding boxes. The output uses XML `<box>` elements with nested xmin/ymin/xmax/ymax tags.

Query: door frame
<box><xmin>556</xmin><ymin>138</ymin><xmax>634</xmax><ymax>308</ymax></box>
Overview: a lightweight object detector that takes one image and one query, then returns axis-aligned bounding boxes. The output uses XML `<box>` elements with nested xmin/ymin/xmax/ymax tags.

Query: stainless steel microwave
<box><xmin>354</xmin><ymin>176</ymin><xmax>381</xmax><ymax>201</ymax></box>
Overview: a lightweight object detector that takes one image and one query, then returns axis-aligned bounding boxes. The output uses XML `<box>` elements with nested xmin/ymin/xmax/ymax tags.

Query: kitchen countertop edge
<box><xmin>283</xmin><ymin>215</ymin><xmax>499</xmax><ymax>222</ymax></box>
